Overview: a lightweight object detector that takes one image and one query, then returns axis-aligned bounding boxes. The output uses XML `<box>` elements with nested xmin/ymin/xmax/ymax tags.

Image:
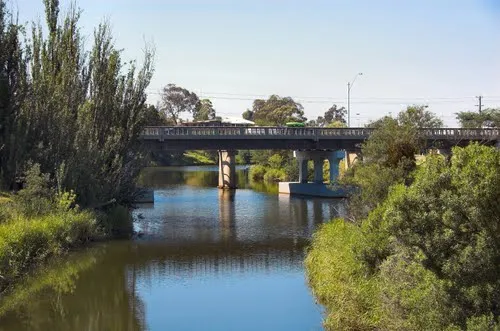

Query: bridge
<box><xmin>140</xmin><ymin>126</ymin><xmax>499</xmax><ymax>194</ymax></box>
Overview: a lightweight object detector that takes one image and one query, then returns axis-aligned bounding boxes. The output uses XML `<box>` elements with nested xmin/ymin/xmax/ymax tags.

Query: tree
<box><xmin>344</xmin><ymin>107</ymin><xmax>442</xmax><ymax>220</ymax></box>
<box><xmin>307</xmin><ymin>105</ymin><xmax>346</xmax><ymax>127</ymax></box>
<box><xmin>193</xmin><ymin>99</ymin><xmax>216</xmax><ymax>121</ymax></box>
<box><xmin>142</xmin><ymin>104</ymin><xmax>166</xmax><ymax>126</ymax></box>
<box><xmin>326</xmin><ymin>121</ymin><xmax>347</xmax><ymax>128</ymax></box>
<box><xmin>456</xmin><ymin>108</ymin><xmax>500</xmax><ymax>128</ymax></box>
<box><xmin>397</xmin><ymin>105</ymin><xmax>443</xmax><ymax>128</ymax></box>
<box><xmin>0</xmin><ymin>1</ymin><xmax>28</xmax><ymax>189</ymax></box>
<box><xmin>159</xmin><ymin>84</ymin><xmax>199</xmax><ymax>125</ymax></box>
<box><xmin>251</xmin><ymin>95</ymin><xmax>305</xmax><ymax>126</ymax></box>
<box><xmin>242</xmin><ymin>109</ymin><xmax>254</xmax><ymax>121</ymax></box>
<box><xmin>324</xmin><ymin>104</ymin><xmax>347</xmax><ymax>125</ymax></box>
<box><xmin>0</xmin><ymin>0</ymin><xmax>155</xmax><ymax>205</ymax></box>
<box><xmin>383</xmin><ymin>144</ymin><xmax>500</xmax><ymax>326</ymax></box>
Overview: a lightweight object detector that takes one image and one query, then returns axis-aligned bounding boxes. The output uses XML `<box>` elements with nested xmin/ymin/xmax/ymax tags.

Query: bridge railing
<box><xmin>141</xmin><ymin>126</ymin><xmax>499</xmax><ymax>140</ymax></box>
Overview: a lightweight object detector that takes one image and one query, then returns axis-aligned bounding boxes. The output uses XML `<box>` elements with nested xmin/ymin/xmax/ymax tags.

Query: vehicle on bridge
<box><xmin>285</xmin><ymin>122</ymin><xmax>305</xmax><ymax>128</ymax></box>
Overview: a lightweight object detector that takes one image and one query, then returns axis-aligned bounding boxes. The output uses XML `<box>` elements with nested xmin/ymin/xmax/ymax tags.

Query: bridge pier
<box><xmin>218</xmin><ymin>150</ymin><xmax>237</xmax><ymax>189</ymax></box>
<box><xmin>280</xmin><ymin>150</ymin><xmax>348</xmax><ymax>197</ymax></box>
<box><xmin>295</xmin><ymin>150</ymin><xmax>344</xmax><ymax>184</ymax></box>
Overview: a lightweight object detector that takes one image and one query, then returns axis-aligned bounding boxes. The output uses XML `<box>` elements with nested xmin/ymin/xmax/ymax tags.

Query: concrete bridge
<box><xmin>140</xmin><ymin>126</ymin><xmax>499</xmax><ymax>194</ymax></box>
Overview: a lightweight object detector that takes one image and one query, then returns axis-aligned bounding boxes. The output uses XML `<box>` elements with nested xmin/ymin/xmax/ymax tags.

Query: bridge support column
<box><xmin>313</xmin><ymin>158</ymin><xmax>324</xmax><ymax>184</ymax></box>
<box><xmin>218</xmin><ymin>150</ymin><xmax>237</xmax><ymax>189</ymax></box>
<box><xmin>298</xmin><ymin>158</ymin><xmax>308</xmax><ymax>184</ymax></box>
<box><xmin>294</xmin><ymin>150</ymin><xmax>345</xmax><ymax>184</ymax></box>
<box><xmin>280</xmin><ymin>150</ymin><xmax>349</xmax><ymax>197</ymax></box>
<box><xmin>328</xmin><ymin>152</ymin><xmax>343</xmax><ymax>184</ymax></box>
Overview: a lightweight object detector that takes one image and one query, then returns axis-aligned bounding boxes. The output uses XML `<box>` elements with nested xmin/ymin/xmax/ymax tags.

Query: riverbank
<box><xmin>305</xmin><ymin>144</ymin><xmax>500</xmax><ymax>330</ymax></box>
<box><xmin>0</xmin><ymin>191</ymin><xmax>132</xmax><ymax>294</ymax></box>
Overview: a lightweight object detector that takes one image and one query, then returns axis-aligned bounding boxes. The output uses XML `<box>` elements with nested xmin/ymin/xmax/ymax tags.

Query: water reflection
<box><xmin>0</xmin><ymin>246</ymin><xmax>146</xmax><ymax>331</ymax></box>
<box><xmin>0</xmin><ymin>166</ymin><xmax>341</xmax><ymax>331</ymax></box>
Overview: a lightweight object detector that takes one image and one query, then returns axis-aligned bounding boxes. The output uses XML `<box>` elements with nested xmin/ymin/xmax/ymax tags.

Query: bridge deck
<box><xmin>140</xmin><ymin>126</ymin><xmax>499</xmax><ymax>150</ymax></box>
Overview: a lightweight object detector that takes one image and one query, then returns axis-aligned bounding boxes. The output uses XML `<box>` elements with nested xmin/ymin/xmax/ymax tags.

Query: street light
<box><xmin>347</xmin><ymin>72</ymin><xmax>363</xmax><ymax>127</ymax></box>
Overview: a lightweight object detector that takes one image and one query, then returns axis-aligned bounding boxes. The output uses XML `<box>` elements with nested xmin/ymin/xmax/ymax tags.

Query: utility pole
<box><xmin>347</xmin><ymin>72</ymin><xmax>363</xmax><ymax>127</ymax></box>
<box><xmin>476</xmin><ymin>95</ymin><xmax>484</xmax><ymax>114</ymax></box>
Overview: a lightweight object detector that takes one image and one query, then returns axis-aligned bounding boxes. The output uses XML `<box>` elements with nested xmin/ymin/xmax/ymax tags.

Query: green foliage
<box><xmin>308</xmin><ymin>144</ymin><xmax>500</xmax><ymax>330</ymax></box>
<box><xmin>242</xmin><ymin>109</ymin><xmax>254</xmax><ymax>121</ymax></box>
<box><xmin>305</xmin><ymin>219</ymin><xmax>382</xmax><ymax>330</ymax></box>
<box><xmin>377</xmin><ymin>249</ymin><xmax>458</xmax><ymax>330</ymax></box>
<box><xmin>249</xmin><ymin>164</ymin><xmax>267</xmax><ymax>181</ymax></box>
<box><xmin>343</xmin><ymin>106</ymin><xmax>443</xmax><ymax>220</ymax></box>
<box><xmin>250</xmin><ymin>95</ymin><xmax>305</xmax><ymax>126</ymax></box>
<box><xmin>263</xmin><ymin>168</ymin><xmax>286</xmax><ymax>182</ymax></box>
<box><xmin>159</xmin><ymin>84</ymin><xmax>200</xmax><ymax>125</ymax></box>
<box><xmin>397</xmin><ymin>105</ymin><xmax>443</xmax><ymax>128</ymax></box>
<box><xmin>194</xmin><ymin>99</ymin><xmax>216</xmax><ymax>121</ymax></box>
<box><xmin>97</xmin><ymin>205</ymin><xmax>133</xmax><ymax>238</ymax></box>
<box><xmin>0</xmin><ymin>1</ymin><xmax>154</xmax><ymax>206</ymax></box>
<box><xmin>183</xmin><ymin>151</ymin><xmax>216</xmax><ymax>165</ymax></box>
<box><xmin>236</xmin><ymin>150</ymin><xmax>251</xmax><ymax>164</ymax></box>
<box><xmin>383</xmin><ymin>144</ymin><xmax>500</xmax><ymax>324</ymax></box>
<box><xmin>0</xmin><ymin>246</ymin><xmax>99</xmax><ymax>316</ymax></box>
<box><xmin>55</xmin><ymin>189</ymin><xmax>78</xmax><ymax>212</ymax></box>
<box><xmin>268</xmin><ymin>154</ymin><xmax>284</xmax><ymax>169</ymax></box>
<box><xmin>456</xmin><ymin>108</ymin><xmax>499</xmax><ymax>128</ymax></box>
<box><xmin>326</xmin><ymin>120</ymin><xmax>347</xmax><ymax>128</ymax></box>
<box><xmin>0</xmin><ymin>209</ymin><xmax>98</xmax><ymax>292</ymax></box>
<box><xmin>308</xmin><ymin>104</ymin><xmax>346</xmax><ymax>127</ymax></box>
<box><xmin>14</xmin><ymin>163</ymin><xmax>54</xmax><ymax>217</ymax></box>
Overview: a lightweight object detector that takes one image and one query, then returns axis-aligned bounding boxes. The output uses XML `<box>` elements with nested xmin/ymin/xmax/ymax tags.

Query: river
<box><xmin>0</xmin><ymin>166</ymin><xmax>345</xmax><ymax>331</ymax></box>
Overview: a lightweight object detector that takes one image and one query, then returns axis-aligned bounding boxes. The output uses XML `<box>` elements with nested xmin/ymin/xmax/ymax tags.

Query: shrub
<box><xmin>14</xmin><ymin>163</ymin><xmax>54</xmax><ymax>217</ymax></box>
<box><xmin>97</xmin><ymin>205</ymin><xmax>133</xmax><ymax>238</ymax></box>
<box><xmin>249</xmin><ymin>165</ymin><xmax>267</xmax><ymax>181</ymax></box>
<box><xmin>305</xmin><ymin>219</ymin><xmax>382</xmax><ymax>330</ymax></box>
<box><xmin>0</xmin><ymin>211</ymin><xmax>98</xmax><ymax>292</ymax></box>
<box><xmin>263</xmin><ymin>168</ymin><xmax>287</xmax><ymax>182</ymax></box>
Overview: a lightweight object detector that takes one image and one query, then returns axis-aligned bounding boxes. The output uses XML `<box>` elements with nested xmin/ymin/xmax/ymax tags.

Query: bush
<box><xmin>249</xmin><ymin>165</ymin><xmax>267</xmax><ymax>181</ymax></box>
<box><xmin>263</xmin><ymin>168</ymin><xmax>287</xmax><ymax>182</ymax></box>
<box><xmin>97</xmin><ymin>205</ymin><xmax>133</xmax><ymax>238</ymax></box>
<box><xmin>14</xmin><ymin>163</ymin><xmax>54</xmax><ymax>217</ymax></box>
<box><xmin>305</xmin><ymin>219</ymin><xmax>382</xmax><ymax>330</ymax></box>
<box><xmin>0</xmin><ymin>210</ymin><xmax>98</xmax><ymax>292</ymax></box>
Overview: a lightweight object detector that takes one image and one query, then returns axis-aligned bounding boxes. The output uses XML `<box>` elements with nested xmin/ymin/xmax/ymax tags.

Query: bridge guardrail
<box><xmin>140</xmin><ymin>126</ymin><xmax>499</xmax><ymax>140</ymax></box>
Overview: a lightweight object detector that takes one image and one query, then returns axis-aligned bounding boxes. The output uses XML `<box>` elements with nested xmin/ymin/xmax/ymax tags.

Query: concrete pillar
<box><xmin>218</xmin><ymin>150</ymin><xmax>237</xmax><ymax>189</ymax></box>
<box><xmin>298</xmin><ymin>159</ymin><xmax>308</xmax><ymax>183</ymax></box>
<box><xmin>313</xmin><ymin>158</ymin><xmax>324</xmax><ymax>184</ymax></box>
<box><xmin>328</xmin><ymin>155</ymin><xmax>340</xmax><ymax>184</ymax></box>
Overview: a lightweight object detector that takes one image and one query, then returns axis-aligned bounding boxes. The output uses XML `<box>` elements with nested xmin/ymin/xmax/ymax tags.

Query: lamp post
<box><xmin>347</xmin><ymin>72</ymin><xmax>363</xmax><ymax>127</ymax></box>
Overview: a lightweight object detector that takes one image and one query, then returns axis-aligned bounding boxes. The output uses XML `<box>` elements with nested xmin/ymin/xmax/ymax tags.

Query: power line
<box><xmin>146</xmin><ymin>90</ymin><xmax>500</xmax><ymax>104</ymax></box>
<box><xmin>146</xmin><ymin>89</ymin><xmax>500</xmax><ymax>100</ymax></box>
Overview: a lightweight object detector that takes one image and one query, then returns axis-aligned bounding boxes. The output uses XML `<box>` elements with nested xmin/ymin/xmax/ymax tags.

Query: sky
<box><xmin>9</xmin><ymin>0</ymin><xmax>500</xmax><ymax>126</ymax></box>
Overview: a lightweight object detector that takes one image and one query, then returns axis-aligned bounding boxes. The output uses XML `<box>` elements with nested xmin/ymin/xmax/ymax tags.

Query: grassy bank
<box><xmin>0</xmin><ymin>195</ymin><xmax>100</xmax><ymax>293</ymax></box>
<box><xmin>0</xmin><ymin>169</ymin><xmax>132</xmax><ymax>294</ymax></box>
<box><xmin>306</xmin><ymin>144</ymin><xmax>500</xmax><ymax>330</ymax></box>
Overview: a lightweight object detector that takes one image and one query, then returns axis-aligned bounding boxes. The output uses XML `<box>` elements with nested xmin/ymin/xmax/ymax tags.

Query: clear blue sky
<box><xmin>10</xmin><ymin>0</ymin><xmax>500</xmax><ymax>126</ymax></box>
